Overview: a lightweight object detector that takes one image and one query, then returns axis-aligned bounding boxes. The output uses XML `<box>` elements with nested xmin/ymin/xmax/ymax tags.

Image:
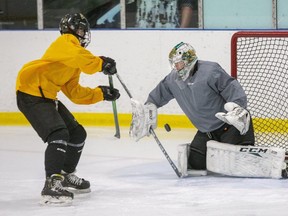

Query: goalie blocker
<box><xmin>129</xmin><ymin>99</ymin><xmax>157</xmax><ymax>141</ymax></box>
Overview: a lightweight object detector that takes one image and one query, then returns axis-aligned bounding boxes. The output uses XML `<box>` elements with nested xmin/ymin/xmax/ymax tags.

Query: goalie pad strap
<box><xmin>206</xmin><ymin>140</ymin><xmax>286</xmax><ymax>179</ymax></box>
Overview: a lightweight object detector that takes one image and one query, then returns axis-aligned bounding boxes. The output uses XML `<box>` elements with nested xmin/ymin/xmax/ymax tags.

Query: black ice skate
<box><xmin>40</xmin><ymin>174</ymin><xmax>74</xmax><ymax>205</ymax></box>
<box><xmin>62</xmin><ymin>172</ymin><xmax>91</xmax><ymax>193</ymax></box>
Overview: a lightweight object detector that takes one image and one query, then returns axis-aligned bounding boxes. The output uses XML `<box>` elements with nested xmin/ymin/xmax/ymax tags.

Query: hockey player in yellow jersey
<box><xmin>16</xmin><ymin>13</ymin><xmax>120</xmax><ymax>205</ymax></box>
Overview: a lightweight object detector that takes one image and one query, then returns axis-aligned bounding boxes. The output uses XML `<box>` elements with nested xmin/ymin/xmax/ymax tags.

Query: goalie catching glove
<box><xmin>129</xmin><ymin>99</ymin><xmax>157</xmax><ymax>141</ymax></box>
<box><xmin>215</xmin><ymin>102</ymin><xmax>250</xmax><ymax>135</ymax></box>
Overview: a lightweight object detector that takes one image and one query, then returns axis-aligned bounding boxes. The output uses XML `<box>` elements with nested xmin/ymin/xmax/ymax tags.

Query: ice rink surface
<box><xmin>1</xmin><ymin>126</ymin><xmax>288</xmax><ymax>216</ymax></box>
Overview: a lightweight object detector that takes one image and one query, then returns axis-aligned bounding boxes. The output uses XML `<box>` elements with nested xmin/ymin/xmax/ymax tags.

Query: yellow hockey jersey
<box><xmin>16</xmin><ymin>34</ymin><xmax>104</xmax><ymax>104</ymax></box>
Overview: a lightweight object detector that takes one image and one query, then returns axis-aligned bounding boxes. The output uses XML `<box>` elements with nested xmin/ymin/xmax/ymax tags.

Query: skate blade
<box><xmin>65</xmin><ymin>187</ymin><xmax>91</xmax><ymax>194</ymax></box>
<box><xmin>40</xmin><ymin>195</ymin><xmax>73</xmax><ymax>206</ymax></box>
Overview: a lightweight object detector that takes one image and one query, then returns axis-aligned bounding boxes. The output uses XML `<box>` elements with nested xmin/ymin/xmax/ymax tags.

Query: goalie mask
<box><xmin>169</xmin><ymin>42</ymin><xmax>198</xmax><ymax>81</ymax></box>
<box><xmin>59</xmin><ymin>13</ymin><xmax>91</xmax><ymax>48</ymax></box>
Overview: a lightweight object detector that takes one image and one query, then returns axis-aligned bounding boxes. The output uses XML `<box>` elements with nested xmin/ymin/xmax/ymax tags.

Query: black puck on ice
<box><xmin>164</xmin><ymin>123</ymin><xmax>171</xmax><ymax>132</ymax></box>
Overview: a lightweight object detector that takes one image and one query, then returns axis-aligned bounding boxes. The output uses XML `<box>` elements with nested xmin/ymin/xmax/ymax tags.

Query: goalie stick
<box><xmin>115</xmin><ymin>73</ymin><xmax>182</xmax><ymax>178</ymax></box>
<box><xmin>108</xmin><ymin>75</ymin><xmax>120</xmax><ymax>138</ymax></box>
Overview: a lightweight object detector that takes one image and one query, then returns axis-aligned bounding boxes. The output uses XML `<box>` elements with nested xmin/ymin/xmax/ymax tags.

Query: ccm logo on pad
<box><xmin>239</xmin><ymin>147</ymin><xmax>270</xmax><ymax>157</ymax></box>
<box><xmin>239</xmin><ymin>147</ymin><xmax>268</xmax><ymax>153</ymax></box>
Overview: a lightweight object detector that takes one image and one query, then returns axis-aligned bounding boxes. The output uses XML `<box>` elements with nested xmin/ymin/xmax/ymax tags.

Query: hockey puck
<box><xmin>164</xmin><ymin>123</ymin><xmax>171</xmax><ymax>132</ymax></box>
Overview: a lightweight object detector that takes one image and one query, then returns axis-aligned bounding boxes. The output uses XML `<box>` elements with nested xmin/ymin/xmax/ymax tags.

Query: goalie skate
<box><xmin>178</xmin><ymin>144</ymin><xmax>207</xmax><ymax>177</ymax></box>
<box><xmin>40</xmin><ymin>174</ymin><xmax>73</xmax><ymax>206</ymax></box>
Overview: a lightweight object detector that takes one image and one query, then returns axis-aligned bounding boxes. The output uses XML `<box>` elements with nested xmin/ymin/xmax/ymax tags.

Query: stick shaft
<box><xmin>150</xmin><ymin>128</ymin><xmax>182</xmax><ymax>177</ymax></box>
<box><xmin>115</xmin><ymin>74</ymin><xmax>133</xmax><ymax>99</ymax></box>
<box><xmin>108</xmin><ymin>75</ymin><xmax>120</xmax><ymax>138</ymax></box>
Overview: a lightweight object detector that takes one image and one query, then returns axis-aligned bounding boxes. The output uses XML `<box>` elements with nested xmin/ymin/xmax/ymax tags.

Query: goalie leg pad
<box><xmin>207</xmin><ymin>140</ymin><xmax>286</xmax><ymax>179</ymax></box>
<box><xmin>178</xmin><ymin>144</ymin><xmax>207</xmax><ymax>177</ymax></box>
<box><xmin>177</xmin><ymin>144</ymin><xmax>189</xmax><ymax>177</ymax></box>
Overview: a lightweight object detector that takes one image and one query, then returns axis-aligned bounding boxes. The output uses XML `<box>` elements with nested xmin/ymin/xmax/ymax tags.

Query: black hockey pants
<box><xmin>16</xmin><ymin>91</ymin><xmax>86</xmax><ymax>177</ymax></box>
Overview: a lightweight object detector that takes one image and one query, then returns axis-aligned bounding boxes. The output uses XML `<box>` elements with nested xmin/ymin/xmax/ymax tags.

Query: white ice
<box><xmin>1</xmin><ymin>126</ymin><xmax>288</xmax><ymax>216</ymax></box>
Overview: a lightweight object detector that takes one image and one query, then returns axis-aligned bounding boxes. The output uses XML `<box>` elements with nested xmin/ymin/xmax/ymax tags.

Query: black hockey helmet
<box><xmin>59</xmin><ymin>13</ymin><xmax>91</xmax><ymax>47</ymax></box>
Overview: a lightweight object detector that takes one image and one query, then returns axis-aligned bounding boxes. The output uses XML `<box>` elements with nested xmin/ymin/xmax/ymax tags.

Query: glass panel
<box><xmin>125</xmin><ymin>0</ymin><xmax>198</xmax><ymax>28</ymax></box>
<box><xmin>0</xmin><ymin>0</ymin><xmax>282</xmax><ymax>30</ymax></box>
<box><xmin>277</xmin><ymin>0</ymin><xmax>288</xmax><ymax>29</ymax></box>
<box><xmin>43</xmin><ymin>0</ymin><xmax>198</xmax><ymax>29</ymax></box>
<box><xmin>43</xmin><ymin>0</ymin><xmax>120</xmax><ymax>29</ymax></box>
<box><xmin>0</xmin><ymin>0</ymin><xmax>37</xmax><ymax>29</ymax></box>
<box><xmin>95</xmin><ymin>1</ymin><xmax>120</xmax><ymax>28</ymax></box>
<box><xmin>203</xmin><ymin>0</ymin><xmax>273</xmax><ymax>29</ymax></box>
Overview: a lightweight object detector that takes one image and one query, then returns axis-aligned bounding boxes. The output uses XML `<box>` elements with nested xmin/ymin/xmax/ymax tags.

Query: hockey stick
<box><xmin>115</xmin><ymin>73</ymin><xmax>132</xmax><ymax>98</ymax></box>
<box><xmin>149</xmin><ymin>129</ymin><xmax>182</xmax><ymax>177</ymax></box>
<box><xmin>115</xmin><ymin>73</ymin><xmax>182</xmax><ymax>178</ymax></box>
<box><xmin>108</xmin><ymin>75</ymin><xmax>120</xmax><ymax>138</ymax></box>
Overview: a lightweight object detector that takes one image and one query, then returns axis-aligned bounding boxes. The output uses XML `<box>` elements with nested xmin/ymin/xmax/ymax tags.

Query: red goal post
<box><xmin>231</xmin><ymin>31</ymin><xmax>288</xmax><ymax>151</ymax></box>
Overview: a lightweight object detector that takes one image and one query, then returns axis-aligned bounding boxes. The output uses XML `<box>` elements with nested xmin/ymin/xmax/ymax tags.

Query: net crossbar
<box><xmin>231</xmin><ymin>31</ymin><xmax>288</xmax><ymax>151</ymax></box>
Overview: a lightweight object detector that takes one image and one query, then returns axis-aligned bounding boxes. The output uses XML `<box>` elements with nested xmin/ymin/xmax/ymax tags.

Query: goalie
<box><xmin>130</xmin><ymin>42</ymin><xmax>287</xmax><ymax>179</ymax></box>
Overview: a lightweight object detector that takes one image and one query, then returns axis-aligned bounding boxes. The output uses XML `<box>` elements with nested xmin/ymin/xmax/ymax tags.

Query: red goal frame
<box><xmin>230</xmin><ymin>31</ymin><xmax>288</xmax><ymax>150</ymax></box>
<box><xmin>231</xmin><ymin>31</ymin><xmax>288</xmax><ymax>79</ymax></box>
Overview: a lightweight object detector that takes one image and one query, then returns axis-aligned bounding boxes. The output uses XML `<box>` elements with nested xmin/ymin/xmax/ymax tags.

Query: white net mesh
<box><xmin>231</xmin><ymin>31</ymin><xmax>288</xmax><ymax>152</ymax></box>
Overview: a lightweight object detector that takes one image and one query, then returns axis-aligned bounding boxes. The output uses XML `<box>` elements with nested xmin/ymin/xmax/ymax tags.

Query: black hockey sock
<box><xmin>45</xmin><ymin>142</ymin><xmax>67</xmax><ymax>177</ymax></box>
<box><xmin>62</xmin><ymin>125</ymin><xmax>86</xmax><ymax>173</ymax></box>
<box><xmin>62</xmin><ymin>143</ymin><xmax>84</xmax><ymax>173</ymax></box>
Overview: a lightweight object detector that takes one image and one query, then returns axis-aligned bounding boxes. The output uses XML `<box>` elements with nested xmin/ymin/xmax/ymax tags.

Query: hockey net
<box><xmin>231</xmin><ymin>31</ymin><xmax>288</xmax><ymax>152</ymax></box>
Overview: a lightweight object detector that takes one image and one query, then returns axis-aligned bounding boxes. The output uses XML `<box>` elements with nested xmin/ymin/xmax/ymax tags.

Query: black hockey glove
<box><xmin>100</xmin><ymin>56</ymin><xmax>117</xmax><ymax>75</ymax></box>
<box><xmin>99</xmin><ymin>86</ymin><xmax>120</xmax><ymax>101</ymax></box>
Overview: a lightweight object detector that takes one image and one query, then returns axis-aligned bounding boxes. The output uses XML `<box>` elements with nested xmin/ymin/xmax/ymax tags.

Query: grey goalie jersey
<box><xmin>146</xmin><ymin>60</ymin><xmax>247</xmax><ymax>133</ymax></box>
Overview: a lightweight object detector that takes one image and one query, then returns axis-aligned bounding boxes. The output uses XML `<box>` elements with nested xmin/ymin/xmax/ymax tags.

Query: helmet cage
<box><xmin>59</xmin><ymin>13</ymin><xmax>91</xmax><ymax>47</ymax></box>
<box><xmin>169</xmin><ymin>42</ymin><xmax>198</xmax><ymax>81</ymax></box>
